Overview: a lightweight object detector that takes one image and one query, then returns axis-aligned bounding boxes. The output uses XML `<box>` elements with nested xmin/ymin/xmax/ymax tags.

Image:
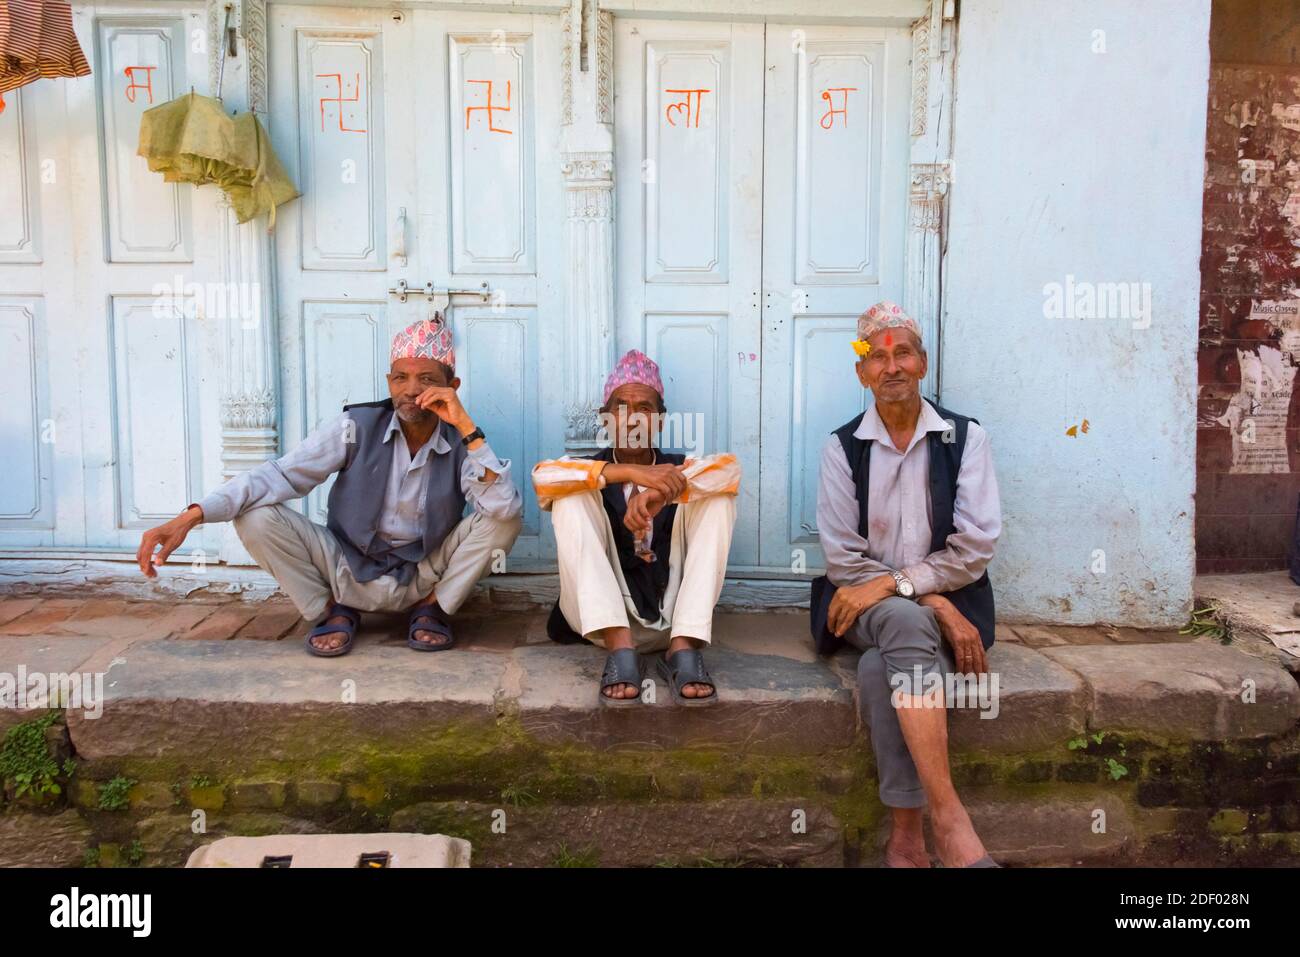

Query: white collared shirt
<box><xmin>816</xmin><ymin>397</ymin><xmax>1001</xmax><ymax>595</ymax></box>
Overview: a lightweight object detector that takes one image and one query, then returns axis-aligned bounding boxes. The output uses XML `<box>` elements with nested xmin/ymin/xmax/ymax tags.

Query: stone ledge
<box><xmin>1041</xmin><ymin>643</ymin><xmax>1300</xmax><ymax>741</ymax></box>
<box><xmin>0</xmin><ymin>615</ymin><xmax>1290</xmax><ymax>764</ymax></box>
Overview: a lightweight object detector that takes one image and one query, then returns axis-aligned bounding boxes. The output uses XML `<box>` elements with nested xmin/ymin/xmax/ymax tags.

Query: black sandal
<box><xmin>599</xmin><ymin>647</ymin><xmax>644</xmax><ymax>708</ymax></box>
<box><xmin>656</xmin><ymin>648</ymin><xmax>718</xmax><ymax>707</ymax></box>
<box><xmin>305</xmin><ymin>603</ymin><xmax>360</xmax><ymax>657</ymax></box>
<box><xmin>408</xmin><ymin>604</ymin><xmax>455</xmax><ymax>652</ymax></box>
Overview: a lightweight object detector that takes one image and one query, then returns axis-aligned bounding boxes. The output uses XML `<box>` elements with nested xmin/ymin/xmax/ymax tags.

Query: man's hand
<box><xmin>920</xmin><ymin>593</ymin><xmax>987</xmax><ymax>675</ymax></box>
<box><xmin>414</xmin><ymin>385</ymin><xmax>473</xmax><ymax>433</ymax></box>
<box><xmin>624</xmin><ymin>488</ymin><xmax>668</xmax><ymax>551</ymax></box>
<box><xmin>604</xmin><ymin>463</ymin><xmax>687</xmax><ymax>502</ymax></box>
<box><xmin>827</xmin><ymin>573</ymin><xmax>897</xmax><ymax>637</ymax></box>
<box><xmin>136</xmin><ymin>506</ymin><xmax>203</xmax><ymax>578</ymax></box>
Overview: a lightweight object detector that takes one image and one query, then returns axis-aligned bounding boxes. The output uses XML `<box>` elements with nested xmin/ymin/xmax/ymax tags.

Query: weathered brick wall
<box><xmin>1197</xmin><ymin>60</ymin><xmax>1300</xmax><ymax>573</ymax></box>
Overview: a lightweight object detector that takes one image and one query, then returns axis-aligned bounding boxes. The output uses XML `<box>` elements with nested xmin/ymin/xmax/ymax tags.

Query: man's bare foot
<box><xmin>883</xmin><ymin>833</ymin><xmax>931</xmax><ymax>867</ymax></box>
<box><xmin>309</xmin><ymin>612</ymin><xmax>352</xmax><ymax>653</ymax></box>
<box><xmin>931</xmin><ymin>803</ymin><xmax>988</xmax><ymax>868</ymax></box>
<box><xmin>882</xmin><ymin>807</ymin><xmax>929</xmax><ymax>867</ymax></box>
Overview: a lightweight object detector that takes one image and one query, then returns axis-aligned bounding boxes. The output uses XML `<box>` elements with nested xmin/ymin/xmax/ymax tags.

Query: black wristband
<box><xmin>461</xmin><ymin>427</ymin><xmax>485</xmax><ymax>446</ymax></box>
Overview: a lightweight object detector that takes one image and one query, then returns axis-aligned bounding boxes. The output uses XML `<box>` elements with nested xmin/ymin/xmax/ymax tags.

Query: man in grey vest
<box><xmin>135</xmin><ymin>314</ymin><xmax>523</xmax><ymax>656</ymax></box>
<box><xmin>812</xmin><ymin>301</ymin><xmax>1001</xmax><ymax>868</ymax></box>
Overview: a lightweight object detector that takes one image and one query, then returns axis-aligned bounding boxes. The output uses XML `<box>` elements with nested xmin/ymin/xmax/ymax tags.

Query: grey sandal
<box><xmin>599</xmin><ymin>648</ymin><xmax>644</xmax><ymax>708</ymax></box>
<box><xmin>656</xmin><ymin>648</ymin><xmax>718</xmax><ymax>707</ymax></box>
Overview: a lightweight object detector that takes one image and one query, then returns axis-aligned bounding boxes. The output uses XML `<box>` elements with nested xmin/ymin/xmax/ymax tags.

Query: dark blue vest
<box><xmin>326</xmin><ymin>398</ymin><xmax>467</xmax><ymax>585</ymax></box>
<box><xmin>809</xmin><ymin>401</ymin><xmax>996</xmax><ymax>654</ymax></box>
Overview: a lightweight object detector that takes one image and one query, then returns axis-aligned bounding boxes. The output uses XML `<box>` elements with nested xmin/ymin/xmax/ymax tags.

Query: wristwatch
<box><xmin>891</xmin><ymin>571</ymin><xmax>917</xmax><ymax>599</ymax></box>
<box><xmin>461</xmin><ymin>426</ymin><xmax>485</xmax><ymax>446</ymax></box>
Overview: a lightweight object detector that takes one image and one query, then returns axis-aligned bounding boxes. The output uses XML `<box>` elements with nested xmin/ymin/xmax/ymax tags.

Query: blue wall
<box><xmin>942</xmin><ymin>0</ymin><xmax>1209</xmax><ymax>625</ymax></box>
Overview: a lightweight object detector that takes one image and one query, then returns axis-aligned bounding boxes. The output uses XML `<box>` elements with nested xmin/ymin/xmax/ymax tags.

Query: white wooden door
<box><xmin>0</xmin><ymin>3</ymin><xmax>223</xmax><ymax>556</ymax></box>
<box><xmin>270</xmin><ymin>3</ymin><xmax>562</xmax><ymax>561</ymax></box>
<box><xmin>757</xmin><ymin>24</ymin><xmax>912</xmax><ymax>568</ymax></box>
<box><xmin>614</xmin><ymin>19</ymin><xmax>765</xmax><ymax>565</ymax></box>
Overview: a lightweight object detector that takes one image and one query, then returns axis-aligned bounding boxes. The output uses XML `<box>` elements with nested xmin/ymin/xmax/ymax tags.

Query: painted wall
<box><xmin>942</xmin><ymin>0</ymin><xmax>1210</xmax><ymax>625</ymax></box>
<box><xmin>1197</xmin><ymin>1</ymin><xmax>1300</xmax><ymax>574</ymax></box>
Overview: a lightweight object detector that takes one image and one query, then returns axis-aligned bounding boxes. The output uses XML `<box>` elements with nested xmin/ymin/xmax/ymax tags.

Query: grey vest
<box><xmin>326</xmin><ymin>398</ymin><xmax>468</xmax><ymax>585</ymax></box>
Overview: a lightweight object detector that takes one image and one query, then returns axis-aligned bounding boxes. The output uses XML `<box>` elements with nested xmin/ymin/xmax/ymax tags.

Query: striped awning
<box><xmin>0</xmin><ymin>0</ymin><xmax>91</xmax><ymax>98</ymax></box>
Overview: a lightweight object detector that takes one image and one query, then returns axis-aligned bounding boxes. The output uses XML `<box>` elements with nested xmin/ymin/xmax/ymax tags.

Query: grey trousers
<box><xmin>233</xmin><ymin>503</ymin><xmax>522</xmax><ymax>622</ymax></box>
<box><xmin>845</xmin><ymin>596</ymin><xmax>958</xmax><ymax>809</ymax></box>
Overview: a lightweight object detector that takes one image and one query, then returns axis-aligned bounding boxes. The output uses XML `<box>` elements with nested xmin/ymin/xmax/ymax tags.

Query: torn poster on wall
<box><xmin>1216</xmin><ymin>299</ymin><xmax>1300</xmax><ymax>473</ymax></box>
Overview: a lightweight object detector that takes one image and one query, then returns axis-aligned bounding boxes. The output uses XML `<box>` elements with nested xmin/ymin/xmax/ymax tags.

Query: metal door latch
<box><xmin>387</xmin><ymin>280</ymin><xmax>491</xmax><ymax>304</ymax></box>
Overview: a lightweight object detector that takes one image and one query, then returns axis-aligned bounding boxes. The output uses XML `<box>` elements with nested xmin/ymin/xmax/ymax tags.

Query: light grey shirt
<box><xmin>197</xmin><ymin>411</ymin><xmax>523</xmax><ymax>538</ymax></box>
<box><xmin>816</xmin><ymin>398</ymin><xmax>1001</xmax><ymax>596</ymax></box>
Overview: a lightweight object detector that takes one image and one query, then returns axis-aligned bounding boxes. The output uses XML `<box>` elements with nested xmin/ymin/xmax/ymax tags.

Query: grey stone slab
<box><xmin>0</xmin><ymin>810</ymin><xmax>93</xmax><ymax>867</ymax></box>
<box><xmin>0</xmin><ymin>636</ymin><xmax>117</xmax><ymax>733</ymax></box>
<box><xmin>964</xmin><ymin>792</ymin><xmax>1133</xmax><ymax>866</ymax></box>
<box><xmin>1042</xmin><ymin>642</ymin><xmax>1300</xmax><ymax>741</ymax></box>
<box><xmin>67</xmin><ymin>638</ymin><xmax>507</xmax><ymax>762</ymax></box>
<box><xmin>513</xmin><ymin>643</ymin><xmax>855</xmax><ymax>755</ymax></box>
<box><xmin>946</xmin><ymin>643</ymin><xmax>1088</xmax><ymax>753</ymax></box>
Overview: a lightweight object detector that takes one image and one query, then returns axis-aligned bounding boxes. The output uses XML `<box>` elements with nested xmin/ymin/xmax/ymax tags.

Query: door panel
<box><xmin>758</xmin><ymin>24</ymin><xmax>911</xmax><ymax>568</ymax></box>
<box><xmin>272</xmin><ymin>5</ymin><xmax>559</xmax><ymax>559</ymax></box>
<box><xmin>615</xmin><ymin>19</ymin><xmax>764</xmax><ymax>565</ymax></box>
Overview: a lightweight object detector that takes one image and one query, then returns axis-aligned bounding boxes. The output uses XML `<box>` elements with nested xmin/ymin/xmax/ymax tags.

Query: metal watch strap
<box><xmin>892</xmin><ymin>571</ymin><xmax>916</xmax><ymax>599</ymax></box>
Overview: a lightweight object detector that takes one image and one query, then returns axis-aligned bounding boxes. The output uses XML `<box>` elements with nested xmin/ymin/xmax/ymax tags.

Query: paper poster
<box><xmin>1218</xmin><ymin>344</ymin><xmax>1293</xmax><ymax>473</ymax></box>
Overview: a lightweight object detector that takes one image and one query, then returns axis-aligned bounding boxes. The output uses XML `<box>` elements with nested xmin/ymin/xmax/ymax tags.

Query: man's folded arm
<box><xmin>900</xmin><ymin>422</ymin><xmax>1002</xmax><ymax>597</ymax></box>
<box><xmin>531</xmin><ymin>452</ymin><xmax>741</xmax><ymax>512</ymax></box>
<box><xmin>675</xmin><ymin>453</ymin><xmax>741</xmax><ymax>502</ymax></box>
<box><xmin>461</xmin><ymin>441</ymin><xmax>523</xmax><ymax>520</ymax></box>
<box><xmin>195</xmin><ymin>412</ymin><xmax>352</xmax><ymax>524</ymax></box>
<box><xmin>816</xmin><ymin>436</ymin><xmax>897</xmax><ymax>587</ymax></box>
<box><xmin>531</xmin><ymin>456</ymin><xmax>609</xmax><ymax>512</ymax></box>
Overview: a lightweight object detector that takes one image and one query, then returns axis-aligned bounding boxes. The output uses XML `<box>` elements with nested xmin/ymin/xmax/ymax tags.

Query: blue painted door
<box><xmin>757</xmin><ymin>24</ymin><xmax>912</xmax><ymax>569</ymax></box>
<box><xmin>270</xmin><ymin>4</ymin><xmax>563</xmax><ymax>562</ymax></box>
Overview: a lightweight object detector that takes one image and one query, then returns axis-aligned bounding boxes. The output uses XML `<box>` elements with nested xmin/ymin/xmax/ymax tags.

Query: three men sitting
<box><xmin>138</xmin><ymin>302</ymin><xmax>1004</xmax><ymax>867</ymax></box>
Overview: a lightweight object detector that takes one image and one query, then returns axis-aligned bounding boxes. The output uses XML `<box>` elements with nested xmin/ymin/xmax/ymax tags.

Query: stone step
<box><xmin>1</xmin><ymin>600</ymin><xmax>1298</xmax><ymax>867</ymax></box>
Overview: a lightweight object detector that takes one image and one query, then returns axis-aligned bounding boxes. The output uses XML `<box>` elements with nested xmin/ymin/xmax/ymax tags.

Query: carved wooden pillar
<box><xmin>560</xmin><ymin>1</ymin><xmax>616</xmax><ymax>453</ymax></box>
<box><xmin>207</xmin><ymin>0</ymin><xmax>280</xmax><ymax>564</ymax></box>
<box><xmin>905</xmin><ymin>0</ymin><xmax>956</xmax><ymax>401</ymax></box>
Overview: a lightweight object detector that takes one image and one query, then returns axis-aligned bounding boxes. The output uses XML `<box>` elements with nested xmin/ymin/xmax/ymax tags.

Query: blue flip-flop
<box><xmin>407</xmin><ymin>604</ymin><xmax>455</xmax><ymax>652</ymax></box>
<box><xmin>305</xmin><ymin>602</ymin><xmax>360</xmax><ymax>657</ymax></box>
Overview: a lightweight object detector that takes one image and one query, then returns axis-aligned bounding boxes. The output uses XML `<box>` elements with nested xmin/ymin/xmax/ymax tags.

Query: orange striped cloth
<box><xmin>532</xmin><ymin>453</ymin><xmax>741</xmax><ymax>511</ymax></box>
<box><xmin>0</xmin><ymin>0</ymin><xmax>91</xmax><ymax>98</ymax></box>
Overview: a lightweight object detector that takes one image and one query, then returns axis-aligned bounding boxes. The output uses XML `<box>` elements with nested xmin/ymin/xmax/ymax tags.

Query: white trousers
<box><xmin>551</xmin><ymin>490</ymin><xmax>736</xmax><ymax>650</ymax></box>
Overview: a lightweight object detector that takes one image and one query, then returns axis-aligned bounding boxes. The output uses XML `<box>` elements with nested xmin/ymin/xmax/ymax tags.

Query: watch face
<box><xmin>898</xmin><ymin>579</ymin><xmax>915</xmax><ymax>597</ymax></box>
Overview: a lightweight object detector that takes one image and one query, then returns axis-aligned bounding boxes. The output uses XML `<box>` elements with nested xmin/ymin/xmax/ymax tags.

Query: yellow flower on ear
<box><xmin>851</xmin><ymin>339</ymin><xmax>872</xmax><ymax>356</ymax></box>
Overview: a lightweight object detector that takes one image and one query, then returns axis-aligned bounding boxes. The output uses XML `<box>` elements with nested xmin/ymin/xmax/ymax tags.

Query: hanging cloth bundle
<box><xmin>0</xmin><ymin>0</ymin><xmax>91</xmax><ymax>106</ymax></box>
<box><xmin>137</xmin><ymin>90</ymin><xmax>299</xmax><ymax>227</ymax></box>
